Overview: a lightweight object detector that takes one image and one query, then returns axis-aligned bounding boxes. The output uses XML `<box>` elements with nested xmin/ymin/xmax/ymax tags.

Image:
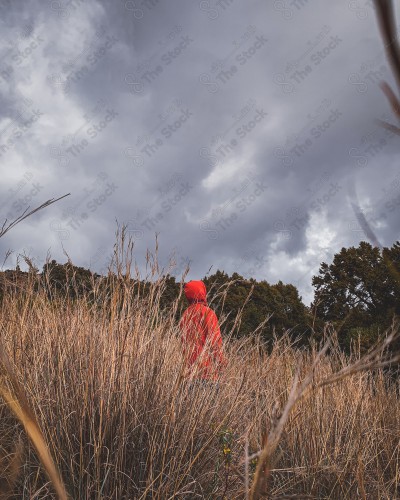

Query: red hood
<box><xmin>184</xmin><ymin>280</ymin><xmax>207</xmax><ymax>303</ymax></box>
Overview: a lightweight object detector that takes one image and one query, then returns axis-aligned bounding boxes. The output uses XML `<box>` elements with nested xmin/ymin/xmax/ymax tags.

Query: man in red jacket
<box><xmin>179</xmin><ymin>280</ymin><xmax>227</xmax><ymax>382</ymax></box>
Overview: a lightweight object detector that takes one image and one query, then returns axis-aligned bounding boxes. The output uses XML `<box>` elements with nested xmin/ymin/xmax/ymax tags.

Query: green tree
<box><xmin>42</xmin><ymin>260</ymin><xmax>94</xmax><ymax>299</ymax></box>
<box><xmin>311</xmin><ymin>240</ymin><xmax>400</xmax><ymax>349</ymax></box>
<box><xmin>203</xmin><ymin>271</ymin><xmax>311</xmax><ymax>344</ymax></box>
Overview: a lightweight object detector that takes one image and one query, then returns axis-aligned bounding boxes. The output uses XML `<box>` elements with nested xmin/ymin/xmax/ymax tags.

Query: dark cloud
<box><xmin>1</xmin><ymin>0</ymin><xmax>400</xmax><ymax>305</ymax></box>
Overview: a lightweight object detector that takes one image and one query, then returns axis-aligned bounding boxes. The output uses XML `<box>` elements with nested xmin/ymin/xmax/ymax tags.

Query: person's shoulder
<box><xmin>202</xmin><ymin>304</ymin><xmax>217</xmax><ymax>316</ymax></box>
<box><xmin>199</xmin><ymin>302</ymin><xmax>211</xmax><ymax>310</ymax></box>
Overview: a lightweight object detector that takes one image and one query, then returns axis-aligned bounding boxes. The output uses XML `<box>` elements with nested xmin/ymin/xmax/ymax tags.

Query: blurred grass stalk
<box><xmin>0</xmin><ymin>377</ymin><xmax>68</xmax><ymax>499</ymax></box>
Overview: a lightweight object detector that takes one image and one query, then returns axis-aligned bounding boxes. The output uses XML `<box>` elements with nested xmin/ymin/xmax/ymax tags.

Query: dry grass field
<box><xmin>0</xmin><ymin>238</ymin><xmax>399</xmax><ymax>499</ymax></box>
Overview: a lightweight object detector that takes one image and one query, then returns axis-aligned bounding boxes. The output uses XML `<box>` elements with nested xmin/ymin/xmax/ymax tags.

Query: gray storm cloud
<box><xmin>1</xmin><ymin>0</ymin><xmax>400</xmax><ymax>305</ymax></box>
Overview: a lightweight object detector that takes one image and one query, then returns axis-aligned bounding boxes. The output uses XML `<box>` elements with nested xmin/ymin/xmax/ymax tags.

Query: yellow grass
<box><xmin>0</xmin><ymin>234</ymin><xmax>398</xmax><ymax>498</ymax></box>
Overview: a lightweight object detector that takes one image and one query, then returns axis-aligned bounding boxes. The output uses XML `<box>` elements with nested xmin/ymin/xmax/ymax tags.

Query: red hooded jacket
<box><xmin>179</xmin><ymin>280</ymin><xmax>227</xmax><ymax>381</ymax></box>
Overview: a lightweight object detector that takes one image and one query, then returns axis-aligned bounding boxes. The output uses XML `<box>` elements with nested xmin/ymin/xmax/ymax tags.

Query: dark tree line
<box><xmin>1</xmin><ymin>240</ymin><xmax>399</xmax><ymax>352</ymax></box>
<box><xmin>311</xmin><ymin>240</ymin><xmax>400</xmax><ymax>351</ymax></box>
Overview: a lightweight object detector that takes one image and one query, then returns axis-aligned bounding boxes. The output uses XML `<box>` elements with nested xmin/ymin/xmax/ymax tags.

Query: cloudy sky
<box><xmin>1</xmin><ymin>0</ymin><xmax>400</xmax><ymax>305</ymax></box>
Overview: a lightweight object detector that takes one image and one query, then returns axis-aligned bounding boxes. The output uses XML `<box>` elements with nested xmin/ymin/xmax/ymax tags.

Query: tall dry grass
<box><xmin>0</xmin><ymin>233</ymin><xmax>399</xmax><ymax>499</ymax></box>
